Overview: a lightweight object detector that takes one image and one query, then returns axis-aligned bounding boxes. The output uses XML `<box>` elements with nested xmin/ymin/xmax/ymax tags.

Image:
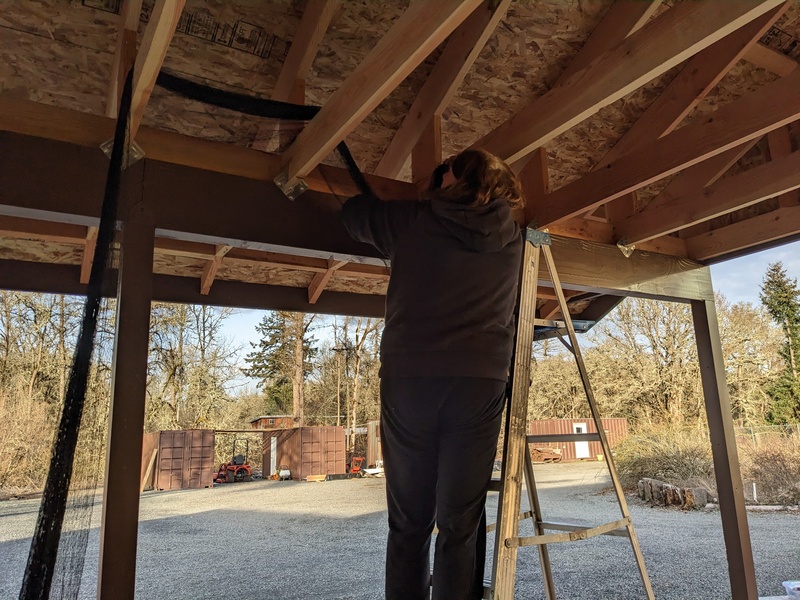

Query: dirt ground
<box><xmin>0</xmin><ymin>462</ymin><xmax>798</xmax><ymax>599</ymax></box>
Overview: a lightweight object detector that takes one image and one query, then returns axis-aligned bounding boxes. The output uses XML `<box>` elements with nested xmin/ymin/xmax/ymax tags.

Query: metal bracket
<box><xmin>616</xmin><ymin>239</ymin><xmax>635</xmax><ymax>258</ymax></box>
<box><xmin>274</xmin><ymin>169</ymin><xmax>309</xmax><ymax>201</ymax></box>
<box><xmin>525</xmin><ymin>228</ymin><xmax>552</xmax><ymax>248</ymax></box>
<box><xmin>100</xmin><ymin>139</ymin><xmax>144</xmax><ymax>168</ymax></box>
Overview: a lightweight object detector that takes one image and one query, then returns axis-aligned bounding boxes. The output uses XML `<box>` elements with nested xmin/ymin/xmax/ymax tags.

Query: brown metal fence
<box><xmin>262</xmin><ymin>426</ymin><xmax>347</xmax><ymax>480</ymax></box>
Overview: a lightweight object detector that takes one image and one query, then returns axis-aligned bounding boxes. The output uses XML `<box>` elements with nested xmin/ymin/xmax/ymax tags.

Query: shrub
<box><xmin>738</xmin><ymin>433</ymin><xmax>800</xmax><ymax>505</ymax></box>
<box><xmin>614</xmin><ymin>425</ymin><xmax>715</xmax><ymax>490</ymax></box>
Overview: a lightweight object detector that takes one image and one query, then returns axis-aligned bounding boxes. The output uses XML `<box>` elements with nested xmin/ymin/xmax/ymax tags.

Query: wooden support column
<box><xmin>691</xmin><ymin>297</ymin><xmax>757</xmax><ymax>600</ymax></box>
<box><xmin>98</xmin><ymin>200</ymin><xmax>155</xmax><ymax>600</ymax></box>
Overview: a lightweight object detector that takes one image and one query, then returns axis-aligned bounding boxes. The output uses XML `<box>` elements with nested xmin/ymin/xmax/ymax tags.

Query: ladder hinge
<box><xmin>525</xmin><ymin>228</ymin><xmax>551</xmax><ymax>247</ymax></box>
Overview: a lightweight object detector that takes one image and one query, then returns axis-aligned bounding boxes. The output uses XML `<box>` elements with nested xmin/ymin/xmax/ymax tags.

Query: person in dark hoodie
<box><xmin>341</xmin><ymin>148</ymin><xmax>523</xmax><ymax>600</ymax></box>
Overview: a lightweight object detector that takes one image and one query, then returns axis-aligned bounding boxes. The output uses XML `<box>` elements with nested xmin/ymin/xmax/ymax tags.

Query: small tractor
<box><xmin>214</xmin><ymin>438</ymin><xmax>252</xmax><ymax>484</ymax></box>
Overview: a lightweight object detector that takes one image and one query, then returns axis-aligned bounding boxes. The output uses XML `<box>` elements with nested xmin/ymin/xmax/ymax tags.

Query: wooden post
<box><xmin>691</xmin><ymin>297</ymin><xmax>757</xmax><ymax>600</ymax></box>
<box><xmin>98</xmin><ymin>200</ymin><xmax>155</xmax><ymax>600</ymax></box>
<box><xmin>411</xmin><ymin>115</ymin><xmax>441</xmax><ymax>193</ymax></box>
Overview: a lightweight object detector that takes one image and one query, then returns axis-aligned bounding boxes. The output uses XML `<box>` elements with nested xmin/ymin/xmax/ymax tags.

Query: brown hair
<box><xmin>431</xmin><ymin>148</ymin><xmax>525</xmax><ymax>210</ymax></box>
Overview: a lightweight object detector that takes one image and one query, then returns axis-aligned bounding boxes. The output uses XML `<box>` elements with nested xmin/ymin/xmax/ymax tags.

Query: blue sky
<box><xmin>221</xmin><ymin>240</ymin><xmax>800</xmax><ymax>363</ymax></box>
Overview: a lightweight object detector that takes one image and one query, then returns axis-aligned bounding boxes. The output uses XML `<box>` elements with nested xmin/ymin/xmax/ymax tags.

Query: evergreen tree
<box><xmin>242</xmin><ymin>311</ymin><xmax>316</xmax><ymax>423</ymax></box>
<box><xmin>759</xmin><ymin>262</ymin><xmax>800</xmax><ymax>422</ymax></box>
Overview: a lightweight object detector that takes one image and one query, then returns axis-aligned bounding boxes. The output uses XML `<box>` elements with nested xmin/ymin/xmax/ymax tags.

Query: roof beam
<box><xmin>373</xmin><ymin>0</ymin><xmax>511</xmax><ymax>178</ymax></box>
<box><xmin>308</xmin><ymin>259</ymin><xmax>348</xmax><ymax>304</ymax></box>
<box><xmin>278</xmin><ymin>0</ymin><xmax>482</xmax><ymax>193</ymax></box>
<box><xmin>107</xmin><ymin>0</ymin><xmax>144</xmax><ymax>118</ymax></box>
<box><xmin>532</xmin><ymin>69</ymin><xmax>800</xmax><ymax>227</ymax></box>
<box><xmin>617</xmin><ymin>150</ymin><xmax>800</xmax><ymax>245</ymax></box>
<box><xmin>200</xmin><ymin>244</ymin><xmax>232</xmax><ymax>295</ymax></box>
<box><xmin>687</xmin><ymin>205</ymin><xmax>800</xmax><ymax>261</ymax></box>
<box><xmin>130</xmin><ymin>0</ymin><xmax>186</xmax><ymax>138</ymax></box>
<box><xmin>474</xmin><ymin>0</ymin><xmax>784</xmax><ymax>164</ymax></box>
<box><xmin>0</xmin><ymin>97</ymin><xmax>416</xmax><ymax>200</ymax></box>
<box><xmin>272</xmin><ymin>0</ymin><xmax>339</xmax><ymax>102</ymax></box>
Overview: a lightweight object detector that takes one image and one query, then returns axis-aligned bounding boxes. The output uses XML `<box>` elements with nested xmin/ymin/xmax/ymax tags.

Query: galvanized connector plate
<box><xmin>616</xmin><ymin>240</ymin><xmax>636</xmax><ymax>258</ymax></box>
<box><xmin>100</xmin><ymin>139</ymin><xmax>144</xmax><ymax>168</ymax></box>
<box><xmin>525</xmin><ymin>228</ymin><xmax>552</xmax><ymax>247</ymax></box>
<box><xmin>274</xmin><ymin>169</ymin><xmax>309</xmax><ymax>201</ymax></box>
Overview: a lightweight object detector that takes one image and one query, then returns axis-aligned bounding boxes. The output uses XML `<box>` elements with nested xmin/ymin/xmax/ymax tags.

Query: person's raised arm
<box><xmin>340</xmin><ymin>194</ymin><xmax>421</xmax><ymax>258</ymax></box>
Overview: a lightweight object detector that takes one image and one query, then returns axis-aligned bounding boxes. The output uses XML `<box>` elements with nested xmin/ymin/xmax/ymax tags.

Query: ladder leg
<box><xmin>523</xmin><ymin>447</ymin><xmax>557</xmax><ymax>600</ymax></box>
<box><xmin>491</xmin><ymin>241</ymin><xmax>540</xmax><ymax>600</ymax></box>
<box><xmin>542</xmin><ymin>244</ymin><xmax>655</xmax><ymax>600</ymax></box>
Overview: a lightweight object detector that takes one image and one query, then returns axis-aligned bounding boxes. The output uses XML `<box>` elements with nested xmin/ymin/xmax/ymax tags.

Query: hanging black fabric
<box><xmin>156</xmin><ymin>71</ymin><xmax>377</xmax><ymax>199</ymax></box>
<box><xmin>19</xmin><ymin>66</ymin><xmax>135</xmax><ymax>600</ymax></box>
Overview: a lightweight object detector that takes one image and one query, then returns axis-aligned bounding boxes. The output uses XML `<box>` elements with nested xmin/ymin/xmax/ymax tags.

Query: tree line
<box><xmin>0</xmin><ymin>262</ymin><xmax>797</xmax><ymax>493</ymax></box>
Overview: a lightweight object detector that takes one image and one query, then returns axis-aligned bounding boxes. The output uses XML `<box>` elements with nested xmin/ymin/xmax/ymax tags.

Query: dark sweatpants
<box><xmin>381</xmin><ymin>376</ymin><xmax>506</xmax><ymax>600</ymax></box>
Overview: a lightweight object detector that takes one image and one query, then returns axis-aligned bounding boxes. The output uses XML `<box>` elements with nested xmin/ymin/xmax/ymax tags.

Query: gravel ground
<box><xmin>1</xmin><ymin>462</ymin><xmax>798</xmax><ymax>599</ymax></box>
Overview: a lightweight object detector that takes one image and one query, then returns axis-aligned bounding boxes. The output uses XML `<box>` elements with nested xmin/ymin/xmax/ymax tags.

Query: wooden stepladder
<box><xmin>486</xmin><ymin>229</ymin><xmax>655</xmax><ymax>600</ymax></box>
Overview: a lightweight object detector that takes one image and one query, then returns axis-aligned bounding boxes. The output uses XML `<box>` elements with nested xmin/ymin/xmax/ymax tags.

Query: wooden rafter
<box><xmin>107</xmin><ymin>0</ymin><xmax>144</xmax><ymax>118</ymax></box>
<box><xmin>744</xmin><ymin>42</ymin><xmax>800</xmax><ymax>76</ymax></box>
<box><xmin>598</xmin><ymin>5</ymin><xmax>786</xmax><ymax>171</ymax></box>
<box><xmin>411</xmin><ymin>115</ymin><xmax>442</xmax><ymax>188</ymax></box>
<box><xmin>557</xmin><ymin>0</ymin><xmax>662</xmax><ymax>84</ymax></box>
<box><xmin>199</xmin><ymin>244</ymin><xmax>232</xmax><ymax>295</ymax></box>
<box><xmin>80</xmin><ymin>226</ymin><xmax>99</xmax><ymax>285</ymax></box>
<box><xmin>130</xmin><ymin>0</ymin><xmax>186</xmax><ymax>138</ymax></box>
<box><xmin>531</xmin><ymin>0</ymin><xmax>661</xmax><ymax>223</ymax></box>
<box><xmin>374</xmin><ymin>0</ymin><xmax>511</xmax><ymax>179</ymax></box>
<box><xmin>474</xmin><ymin>0</ymin><xmax>784</xmax><ymax>164</ymax></box>
<box><xmin>617</xmin><ymin>150</ymin><xmax>800</xmax><ymax>245</ymax></box>
<box><xmin>687</xmin><ymin>204</ymin><xmax>800</xmax><ymax>261</ymax></box>
<box><xmin>308</xmin><ymin>260</ymin><xmax>348</xmax><ymax>304</ymax></box>
<box><xmin>278</xmin><ymin>0</ymin><xmax>482</xmax><ymax>192</ymax></box>
<box><xmin>596</xmin><ymin>4</ymin><xmax>787</xmax><ymax>221</ymax></box>
<box><xmin>272</xmin><ymin>0</ymin><xmax>338</xmax><ymax>103</ymax></box>
<box><xmin>534</xmin><ymin>69</ymin><xmax>800</xmax><ymax>227</ymax></box>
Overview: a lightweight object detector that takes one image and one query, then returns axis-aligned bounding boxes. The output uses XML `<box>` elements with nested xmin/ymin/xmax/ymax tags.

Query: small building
<box><xmin>250</xmin><ymin>415</ymin><xmax>296</xmax><ymax>430</ymax></box>
<box><xmin>141</xmin><ymin>429</ymin><xmax>215</xmax><ymax>491</ymax></box>
<box><xmin>262</xmin><ymin>426</ymin><xmax>346</xmax><ymax>480</ymax></box>
<box><xmin>528</xmin><ymin>418</ymin><xmax>628</xmax><ymax>462</ymax></box>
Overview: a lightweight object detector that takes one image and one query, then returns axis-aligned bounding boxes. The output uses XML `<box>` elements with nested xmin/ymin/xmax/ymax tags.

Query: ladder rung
<box><xmin>540</xmin><ymin>520</ymin><xmax>629</xmax><ymax>538</ymax></box>
<box><xmin>527</xmin><ymin>433</ymin><xmax>600</xmax><ymax>443</ymax></box>
<box><xmin>505</xmin><ymin>517</ymin><xmax>630</xmax><ymax>548</ymax></box>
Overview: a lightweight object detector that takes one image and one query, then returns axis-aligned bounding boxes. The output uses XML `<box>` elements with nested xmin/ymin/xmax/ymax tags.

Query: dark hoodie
<box><xmin>341</xmin><ymin>194</ymin><xmax>522</xmax><ymax>381</ymax></box>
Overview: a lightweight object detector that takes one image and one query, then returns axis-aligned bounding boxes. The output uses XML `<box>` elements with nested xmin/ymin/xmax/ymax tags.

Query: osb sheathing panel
<box><xmin>0</xmin><ymin>238</ymin><xmax>83</xmax><ymax>265</ymax></box>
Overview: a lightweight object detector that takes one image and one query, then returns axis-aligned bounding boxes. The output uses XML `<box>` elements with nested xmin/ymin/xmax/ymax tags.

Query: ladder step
<box><xmin>527</xmin><ymin>433</ymin><xmax>600</xmax><ymax>443</ymax></box>
<box><xmin>505</xmin><ymin>517</ymin><xmax>630</xmax><ymax>548</ymax></box>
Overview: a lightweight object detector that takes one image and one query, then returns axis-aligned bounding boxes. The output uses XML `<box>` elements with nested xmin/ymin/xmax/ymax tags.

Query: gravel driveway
<box><xmin>1</xmin><ymin>462</ymin><xmax>797</xmax><ymax>599</ymax></box>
